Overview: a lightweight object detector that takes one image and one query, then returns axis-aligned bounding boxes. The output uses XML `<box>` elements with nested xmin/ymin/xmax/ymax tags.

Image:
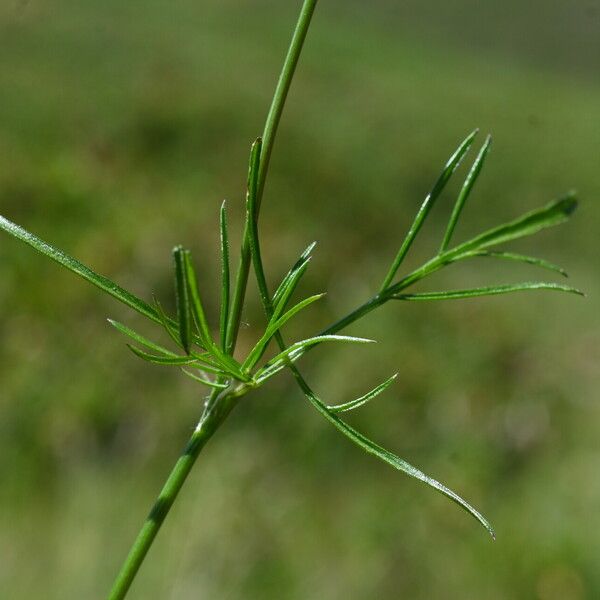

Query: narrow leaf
<box><xmin>127</xmin><ymin>345</ymin><xmax>200</xmax><ymax>366</ymax></box>
<box><xmin>153</xmin><ymin>298</ymin><xmax>187</xmax><ymax>349</ymax></box>
<box><xmin>295</xmin><ymin>371</ymin><xmax>495</xmax><ymax>537</ymax></box>
<box><xmin>108</xmin><ymin>319</ymin><xmax>177</xmax><ymax>357</ymax></box>
<box><xmin>255</xmin><ymin>335</ymin><xmax>375</xmax><ymax>382</ymax></box>
<box><xmin>447</xmin><ymin>194</ymin><xmax>577</xmax><ymax>259</ymax></box>
<box><xmin>328</xmin><ymin>374</ymin><xmax>398</xmax><ymax>413</ymax></box>
<box><xmin>0</xmin><ymin>215</ymin><xmax>159</xmax><ymax>322</ymax></box>
<box><xmin>243</xmin><ymin>293</ymin><xmax>325</xmax><ymax>371</ymax></box>
<box><xmin>459</xmin><ymin>251</ymin><xmax>568</xmax><ymax>277</ymax></box>
<box><xmin>180</xmin><ymin>368</ymin><xmax>229</xmax><ymax>389</ymax></box>
<box><xmin>440</xmin><ymin>135</ymin><xmax>492</xmax><ymax>252</ymax></box>
<box><xmin>173</xmin><ymin>246</ymin><xmax>192</xmax><ymax>354</ymax></box>
<box><xmin>219</xmin><ymin>200</ymin><xmax>230</xmax><ymax>351</ymax></box>
<box><xmin>380</xmin><ymin>129</ymin><xmax>478</xmax><ymax>291</ymax></box>
<box><xmin>394</xmin><ymin>282</ymin><xmax>583</xmax><ymax>301</ymax></box>
<box><xmin>272</xmin><ymin>241</ymin><xmax>316</xmax><ymax>311</ymax></box>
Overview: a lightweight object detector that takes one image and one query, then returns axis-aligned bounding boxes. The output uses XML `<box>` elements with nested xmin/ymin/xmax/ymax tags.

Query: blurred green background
<box><xmin>1</xmin><ymin>1</ymin><xmax>599</xmax><ymax>598</ymax></box>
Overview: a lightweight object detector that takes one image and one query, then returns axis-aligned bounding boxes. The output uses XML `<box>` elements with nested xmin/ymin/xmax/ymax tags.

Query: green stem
<box><xmin>109</xmin><ymin>2</ymin><xmax>319</xmax><ymax>597</ymax></box>
<box><xmin>108</xmin><ymin>388</ymin><xmax>239</xmax><ymax>600</ymax></box>
<box><xmin>226</xmin><ymin>0</ymin><xmax>319</xmax><ymax>354</ymax></box>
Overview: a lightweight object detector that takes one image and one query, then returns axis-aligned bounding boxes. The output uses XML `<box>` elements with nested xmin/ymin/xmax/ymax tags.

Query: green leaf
<box><xmin>440</xmin><ymin>135</ymin><xmax>492</xmax><ymax>252</ymax></box>
<box><xmin>183</xmin><ymin>251</ymin><xmax>247</xmax><ymax>380</ymax></box>
<box><xmin>108</xmin><ymin>319</ymin><xmax>177</xmax><ymax>357</ymax></box>
<box><xmin>0</xmin><ymin>215</ymin><xmax>159</xmax><ymax>323</ymax></box>
<box><xmin>394</xmin><ymin>282</ymin><xmax>583</xmax><ymax>301</ymax></box>
<box><xmin>380</xmin><ymin>129</ymin><xmax>479</xmax><ymax>291</ymax></box>
<box><xmin>459</xmin><ymin>251</ymin><xmax>568</xmax><ymax>277</ymax></box>
<box><xmin>173</xmin><ymin>246</ymin><xmax>192</xmax><ymax>354</ymax></box>
<box><xmin>153</xmin><ymin>298</ymin><xmax>187</xmax><ymax>349</ymax></box>
<box><xmin>294</xmin><ymin>371</ymin><xmax>495</xmax><ymax>538</ymax></box>
<box><xmin>243</xmin><ymin>293</ymin><xmax>325</xmax><ymax>371</ymax></box>
<box><xmin>127</xmin><ymin>345</ymin><xmax>200</xmax><ymax>366</ymax></box>
<box><xmin>327</xmin><ymin>374</ymin><xmax>398</xmax><ymax>413</ymax></box>
<box><xmin>447</xmin><ymin>194</ymin><xmax>577</xmax><ymax>258</ymax></box>
<box><xmin>219</xmin><ymin>201</ymin><xmax>230</xmax><ymax>351</ymax></box>
<box><xmin>272</xmin><ymin>241</ymin><xmax>316</xmax><ymax>312</ymax></box>
<box><xmin>255</xmin><ymin>334</ymin><xmax>375</xmax><ymax>382</ymax></box>
<box><xmin>180</xmin><ymin>368</ymin><xmax>229</xmax><ymax>389</ymax></box>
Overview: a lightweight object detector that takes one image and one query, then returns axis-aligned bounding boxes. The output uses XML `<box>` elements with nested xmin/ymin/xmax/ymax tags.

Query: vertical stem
<box><xmin>108</xmin><ymin>390</ymin><xmax>238</xmax><ymax>600</ymax></box>
<box><xmin>226</xmin><ymin>0</ymin><xmax>319</xmax><ymax>354</ymax></box>
<box><xmin>109</xmin><ymin>2</ymin><xmax>319</xmax><ymax>597</ymax></box>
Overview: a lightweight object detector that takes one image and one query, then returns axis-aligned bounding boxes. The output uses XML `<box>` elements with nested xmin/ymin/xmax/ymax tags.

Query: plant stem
<box><xmin>109</xmin><ymin>2</ymin><xmax>319</xmax><ymax>597</ymax></box>
<box><xmin>226</xmin><ymin>0</ymin><xmax>319</xmax><ymax>354</ymax></box>
<box><xmin>108</xmin><ymin>388</ymin><xmax>238</xmax><ymax>600</ymax></box>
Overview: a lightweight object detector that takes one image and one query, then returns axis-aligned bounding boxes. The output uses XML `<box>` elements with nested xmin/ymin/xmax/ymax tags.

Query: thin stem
<box><xmin>108</xmin><ymin>387</ymin><xmax>239</xmax><ymax>600</ymax></box>
<box><xmin>226</xmin><ymin>0</ymin><xmax>319</xmax><ymax>354</ymax></box>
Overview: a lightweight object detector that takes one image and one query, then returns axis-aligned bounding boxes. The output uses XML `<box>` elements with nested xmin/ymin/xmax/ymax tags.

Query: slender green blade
<box><xmin>256</xmin><ymin>334</ymin><xmax>375</xmax><ymax>382</ymax></box>
<box><xmin>460</xmin><ymin>251</ymin><xmax>568</xmax><ymax>277</ymax></box>
<box><xmin>183</xmin><ymin>251</ymin><xmax>247</xmax><ymax>379</ymax></box>
<box><xmin>243</xmin><ymin>293</ymin><xmax>325</xmax><ymax>371</ymax></box>
<box><xmin>447</xmin><ymin>194</ymin><xmax>577</xmax><ymax>258</ymax></box>
<box><xmin>440</xmin><ymin>135</ymin><xmax>492</xmax><ymax>252</ymax></box>
<box><xmin>328</xmin><ymin>373</ymin><xmax>398</xmax><ymax>413</ymax></box>
<box><xmin>395</xmin><ymin>282</ymin><xmax>583</xmax><ymax>301</ymax></box>
<box><xmin>272</xmin><ymin>241</ymin><xmax>316</xmax><ymax>311</ymax></box>
<box><xmin>219</xmin><ymin>201</ymin><xmax>231</xmax><ymax>351</ymax></box>
<box><xmin>0</xmin><ymin>215</ymin><xmax>158</xmax><ymax>322</ymax></box>
<box><xmin>108</xmin><ymin>319</ymin><xmax>177</xmax><ymax>357</ymax></box>
<box><xmin>180</xmin><ymin>368</ymin><xmax>229</xmax><ymax>389</ymax></box>
<box><xmin>153</xmin><ymin>298</ymin><xmax>186</xmax><ymax>349</ymax></box>
<box><xmin>127</xmin><ymin>345</ymin><xmax>200</xmax><ymax>365</ymax></box>
<box><xmin>380</xmin><ymin>129</ymin><xmax>478</xmax><ymax>291</ymax></box>
<box><xmin>173</xmin><ymin>246</ymin><xmax>192</xmax><ymax>354</ymax></box>
<box><xmin>295</xmin><ymin>372</ymin><xmax>495</xmax><ymax>537</ymax></box>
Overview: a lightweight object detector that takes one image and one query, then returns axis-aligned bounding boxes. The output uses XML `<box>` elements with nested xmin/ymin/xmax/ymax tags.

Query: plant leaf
<box><xmin>294</xmin><ymin>370</ymin><xmax>495</xmax><ymax>538</ymax></box>
<box><xmin>108</xmin><ymin>319</ymin><xmax>177</xmax><ymax>357</ymax></box>
<box><xmin>173</xmin><ymin>246</ymin><xmax>192</xmax><ymax>354</ymax></box>
<box><xmin>180</xmin><ymin>368</ymin><xmax>229</xmax><ymax>389</ymax></box>
<box><xmin>394</xmin><ymin>282</ymin><xmax>583</xmax><ymax>301</ymax></box>
<box><xmin>0</xmin><ymin>215</ymin><xmax>159</xmax><ymax>322</ymax></box>
<box><xmin>458</xmin><ymin>251</ymin><xmax>568</xmax><ymax>277</ymax></box>
<box><xmin>446</xmin><ymin>194</ymin><xmax>577</xmax><ymax>258</ymax></box>
<box><xmin>219</xmin><ymin>200</ymin><xmax>230</xmax><ymax>351</ymax></box>
<box><xmin>380</xmin><ymin>129</ymin><xmax>478</xmax><ymax>291</ymax></box>
<box><xmin>243</xmin><ymin>293</ymin><xmax>325</xmax><ymax>371</ymax></box>
<box><xmin>272</xmin><ymin>241</ymin><xmax>316</xmax><ymax>312</ymax></box>
<box><xmin>255</xmin><ymin>334</ymin><xmax>375</xmax><ymax>382</ymax></box>
<box><xmin>440</xmin><ymin>135</ymin><xmax>492</xmax><ymax>252</ymax></box>
<box><xmin>127</xmin><ymin>345</ymin><xmax>200</xmax><ymax>366</ymax></box>
<box><xmin>327</xmin><ymin>373</ymin><xmax>398</xmax><ymax>413</ymax></box>
<box><xmin>183</xmin><ymin>251</ymin><xmax>247</xmax><ymax>380</ymax></box>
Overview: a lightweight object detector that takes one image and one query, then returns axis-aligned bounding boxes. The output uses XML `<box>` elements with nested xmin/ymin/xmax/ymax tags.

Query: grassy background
<box><xmin>0</xmin><ymin>1</ymin><xmax>599</xmax><ymax>598</ymax></box>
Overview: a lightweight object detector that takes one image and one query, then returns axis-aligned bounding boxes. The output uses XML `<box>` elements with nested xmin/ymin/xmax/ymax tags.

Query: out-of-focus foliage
<box><xmin>0</xmin><ymin>1</ymin><xmax>598</xmax><ymax>598</ymax></box>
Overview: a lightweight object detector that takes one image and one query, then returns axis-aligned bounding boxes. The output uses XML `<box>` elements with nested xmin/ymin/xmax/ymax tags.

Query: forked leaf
<box><xmin>446</xmin><ymin>194</ymin><xmax>577</xmax><ymax>258</ymax></box>
<box><xmin>394</xmin><ymin>281</ymin><xmax>583</xmax><ymax>301</ymax></box>
<box><xmin>108</xmin><ymin>319</ymin><xmax>177</xmax><ymax>357</ymax></box>
<box><xmin>327</xmin><ymin>373</ymin><xmax>398</xmax><ymax>413</ymax></box>
<box><xmin>255</xmin><ymin>335</ymin><xmax>375</xmax><ymax>382</ymax></box>
<box><xmin>173</xmin><ymin>246</ymin><xmax>192</xmax><ymax>354</ymax></box>
<box><xmin>219</xmin><ymin>201</ymin><xmax>230</xmax><ymax>351</ymax></box>
<box><xmin>243</xmin><ymin>293</ymin><xmax>325</xmax><ymax>371</ymax></box>
<box><xmin>440</xmin><ymin>135</ymin><xmax>492</xmax><ymax>252</ymax></box>
<box><xmin>127</xmin><ymin>345</ymin><xmax>200</xmax><ymax>366</ymax></box>
<box><xmin>459</xmin><ymin>251</ymin><xmax>568</xmax><ymax>277</ymax></box>
<box><xmin>183</xmin><ymin>251</ymin><xmax>248</xmax><ymax>380</ymax></box>
<box><xmin>293</xmin><ymin>369</ymin><xmax>495</xmax><ymax>537</ymax></box>
<box><xmin>272</xmin><ymin>241</ymin><xmax>316</xmax><ymax>312</ymax></box>
<box><xmin>0</xmin><ymin>215</ymin><xmax>158</xmax><ymax>322</ymax></box>
<box><xmin>380</xmin><ymin>129</ymin><xmax>478</xmax><ymax>291</ymax></box>
<box><xmin>180</xmin><ymin>368</ymin><xmax>229</xmax><ymax>389</ymax></box>
<box><xmin>153</xmin><ymin>298</ymin><xmax>187</xmax><ymax>349</ymax></box>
